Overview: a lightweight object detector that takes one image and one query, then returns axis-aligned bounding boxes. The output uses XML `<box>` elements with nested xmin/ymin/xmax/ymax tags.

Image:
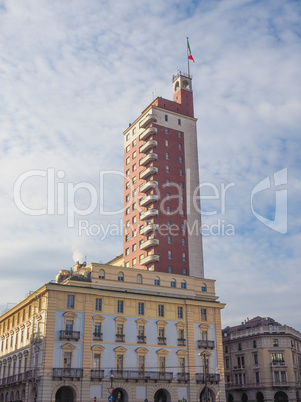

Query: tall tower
<box><xmin>123</xmin><ymin>72</ymin><xmax>204</xmax><ymax>278</ymax></box>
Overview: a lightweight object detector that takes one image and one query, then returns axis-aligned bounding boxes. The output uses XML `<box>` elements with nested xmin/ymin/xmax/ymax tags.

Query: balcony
<box><xmin>111</xmin><ymin>370</ymin><xmax>173</xmax><ymax>382</ymax></box>
<box><xmin>115</xmin><ymin>333</ymin><xmax>125</xmax><ymax>342</ymax></box>
<box><xmin>140</xmin><ymin>166</ymin><xmax>158</xmax><ymax>180</ymax></box>
<box><xmin>52</xmin><ymin>368</ymin><xmax>83</xmax><ymax>379</ymax></box>
<box><xmin>91</xmin><ymin>370</ymin><xmax>105</xmax><ymax>380</ymax></box>
<box><xmin>140</xmin><ymin>153</ymin><xmax>158</xmax><ymax>166</ymax></box>
<box><xmin>140</xmin><ymin>208</ymin><xmax>158</xmax><ymax>221</ymax></box>
<box><xmin>272</xmin><ymin>380</ymin><xmax>289</xmax><ymax>388</ymax></box>
<box><xmin>233</xmin><ymin>365</ymin><xmax>245</xmax><ymax>370</ymax></box>
<box><xmin>59</xmin><ymin>330</ymin><xmax>80</xmax><ymax>341</ymax></box>
<box><xmin>137</xmin><ymin>335</ymin><xmax>146</xmax><ymax>343</ymax></box>
<box><xmin>139</xmin><ymin>113</ymin><xmax>158</xmax><ymax>129</ymax></box>
<box><xmin>198</xmin><ymin>340</ymin><xmax>215</xmax><ymax>349</ymax></box>
<box><xmin>177</xmin><ymin>338</ymin><xmax>186</xmax><ymax>346</ymax></box>
<box><xmin>140</xmin><ymin>195</ymin><xmax>159</xmax><ymax>207</ymax></box>
<box><xmin>140</xmin><ymin>254</ymin><xmax>160</xmax><ymax>265</ymax></box>
<box><xmin>196</xmin><ymin>373</ymin><xmax>220</xmax><ymax>384</ymax></box>
<box><xmin>140</xmin><ymin>140</ymin><xmax>157</xmax><ymax>153</ymax></box>
<box><xmin>140</xmin><ymin>223</ymin><xmax>159</xmax><ymax>235</ymax></box>
<box><xmin>158</xmin><ymin>336</ymin><xmax>167</xmax><ymax>345</ymax></box>
<box><xmin>24</xmin><ymin>369</ymin><xmax>39</xmax><ymax>380</ymax></box>
<box><xmin>177</xmin><ymin>372</ymin><xmax>190</xmax><ymax>382</ymax></box>
<box><xmin>140</xmin><ymin>126</ymin><xmax>157</xmax><ymax>141</ymax></box>
<box><xmin>140</xmin><ymin>180</ymin><xmax>158</xmax><ymax>193</ymax></box>
<box><xmin>93</xmin><ymin>332</ymin><xmax>103</xmax><ymax>341</ymax></box>
<box><xmin>140</xmin><ymin>238</ymin><xmax>159</xmax><ymax>250</ymax></box>
<box><xmin>271</xmin><ymin>360</ymin><xmax>286</xmax><ymax>367</ymax></box>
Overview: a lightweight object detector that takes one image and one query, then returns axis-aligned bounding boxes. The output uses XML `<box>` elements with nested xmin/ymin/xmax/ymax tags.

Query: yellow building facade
<box><xmin>0</xmin><ymin>262</ymin><xmax>226</xmax><ymax>402</ymax></box>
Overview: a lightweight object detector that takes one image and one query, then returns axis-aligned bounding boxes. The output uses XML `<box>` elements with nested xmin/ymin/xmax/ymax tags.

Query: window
<box><xmin>167</xmin><ymin>207</ymin><xmax>171</xmax><ymax>214</ymax></box>
<box><xmin>255</xmin><ymin>371</ymin><xmax>260</xmax><ymax>384</ymax></box>
<box><xmin>95</xmin><ymin>298</ymin><xmax>102</xmax><ymax>311</ymax></box>
<box><xmin>180</xmin><ymin>182</ymin><xmax>184</xmax><ymax>189</ymax></box>
<box><xmin>166</xmin><ymin>152</ymin><xmax>169</xmax><ymax>160</ymax></box>
<box><xmin>99</xmin><ymin>269</ymin><xmax>105</xmax><ymax>279</ymax></box>
<box><xmin>133</xmin><ymin>176</ymin><xmax>137</xmax><ymax>184</ymax></box>
<box><xmin>126</xmin><ymin>145</ymin><xmax>130</xmax><ymax>152</ymax></box>
<box><xmin>117</xmin><ymin>354</ymin><xmax>124</xmax><ymax>371</ymax></box>
<box><xmin>168</xmin><ymin>250</ymin><xmax>172</xmax><ymax>259</ymax></box>
<box><xmin>281</xmin><ymin>371</ymin><xmax>286</xmax><ymax>382</ymax></box>
<box><xmin>179</xmin><ymin>143</ymin><xmax>182</xmax><ymax>150</ymax></box>
<box><xmin>224</xmin><ymin>345</ymin><xmax>228</xmax><ymax>353</ymax></box>
<box><xmin>93</xmin><ymin>353</ymin><xmax>101</xmax><ymax>370</ymax></box>
<box><xmin>273</xmin><ymin>339</ymin><xmax>279</xmax><ymax>347</ymax></box>
<box><xmin>63</xmin><ymin>351</ymin><xmax>72</xmax><ymax>369</ymax></box>
<box><xmin>126</xmin><ymin>181</ymin><xmax>130</xmax><ymax>189</ymax></box>
<box><xmin>178</xmin><ymin>118</ymin><xmax>181</xmax><ymax>125</ymax></box>
<box><xmin>118</xmin><ymin>272</ymin><xmax>124</xmax><ymax>281</ymax></box>
<box><xmin>180</xmin><ymin>169</ymin><xmax>183</xmax><ymax>176</ymax></box>
<box><xmin>168</xmin><ymin>266</ymin><xmax>172</xmax><ymax>273</ymax></box>
<box><xmin>132</xmin><ymin>229</ymin><xmax>137</xmax><ymax>238</ymax></box>
<box><xmin>126</xmin><ymin>133</ymin><xmax>130</xmax><ymax>141</ymax></box>
<box><xmin>201</xmin><ymin>283</ymin><xmax>207</xmax><ymax>292</ymax></box>
<box><xmin>117</xmin><ymin>300</ymin><xmax>124</xmax><ymax>314</ymax></box>
<box><xmin>158</xmin><ymin>305</ymin><xmax>164</xmax><ymax>317</ymax></box>
<box><xmin>132</xmin><ymin>215</ymin><xmax>136</xmax><ymax>224</ymax></box>
<box><xmin>132</xmin><ymin>163</ymin><xmax>137</xmax><ymax>171</ymax></box>
<box><xmin>182</xmin><ymin>238</ymin><xmax>186</xmax><ymax>246</ymax></box>
<box><xmin>125</xmin><ymin>220</ymin><xmax>130</xmax><ymax>228</ymax></box>
<box><xmin>159</xmin><ymin>356</ymin><xmax>166</xmax><ymax>372</ymax></box>
<box><xmin>132</xmin><ymin>139</ymin><xmax>136</xmax><ymax>147</ymax></box>
<box><xmin>132</xmin><ymin>151</ymin><xmax>136</xmax><ymax>159</ymax></box>
<box><xmin>168</xmin><ymin>235</ymin><xmax>172</xmax><ymax>244</ymax></box>
<box><xmin>254</xmin><ymin>353</ymin><xmax>258</xmax><ymax>365</ymax></box>
<box><xmin>126</xmin><ymin>207</ymin><xmax>130</xmax><ymax>215</ymax></box>
<box><xmin>179</xmin><ymin>156</ymin><xmax>183</xmax><ymax>163</ymax></box>
<box><xmin>132</xmin><ymin>127</ymin><xmax>136</xmax><ymax>135</ymax></box>
<box><xmin>182</xmin><ymin>253</ymin><xmax>186</xmax><ymax>261</ymax></box>
<box><xmin>165</xmin><ymin>139</ymin><xmax>169</xmax><ymax>146</ymax></box>
<box><xmin>181</xmin><ymin>195</ymin><xmax>184</xmax><ymax>203</ymax></box>
<box><xmin>138</xmin><ymin>302</ymin><xmax>144</xmax><ymax>315</ymax></box>
<box><xmin>271</xmin><ymin>352</ymin><xmax>284</xmax><ymax>362</ymax></box>
<box><xmin>171</xmin><ymin>279</ymin><xmax>176</xmax><ymax>288</ymax></box>
<box><xmin>126</xmin><ymin>169</ymin><xmax>130</xmax><ymax>177</ymax></box>
<box><xmin>132</xmin><ymin>244</ymin><xmax>136</xmax><ymax>252</ymax></box>
<box><xmin>238</xmin><ymin>343</ymin><xmax>242</xmax><ymax>351</ymax></box>
<box><xmin>126</xmin><ymin>157</ymin><xmax>130</xmax><ymax>165</ymax></box>
<box><xmin>125</xmin><ymin>247</ymin><xmax>129</xmax><ymax>256</ymax></box>
<box><xmin>65</xmin><ymin>320</ymin><xmax>73</xmax><ymax>334</ymax></box>
<box><xmin>132</xmin><ymin>202</ymin><xmax>136</xmax><ymax>210</ymax></box>
<box><xmin>166</xmin><ymin>165</ymin><xmax>170</xmax><ymax>173</ymax></box>
<box><xmin>154</xmin><ymin>277</ymin><xmax>160</xmax><ymax>286</ymax></box>
<box><xmin>165</xmin><ymin>128</ymin><xmax>169</xmax><ymax>134</ymax></box>
<box><xmin>201</xmin><ymin>308</ymin><xmax>207</xmax><ymax>321</ymax></box>
<box><xmin>183</xmin><ymin>268</ymin><xmax>187</xmax><ymax>275</ymax></box>
<box><xmin>67</xmin><ymin>295</ymin><xmax>74</xmax><ymax>309</ymax></box>
<box><xmin>166</xmin><ymin>192</ymin><xmax>170</xmax><ymax>200</ymax></box>
<box><xmin>94</xmin><ymin>323</ymin><xmax>102</xmax><ymax>340</ymax></box>
<box><xmin>181</xmin><ymin>280</ymin><xmax>186</xmax><ymax>289</ymax></box>
<box><xmin>178</xmin><ymin>306</ymin><xmax>183</xmax><ymax>319</ymax></box>
<box><xmin>253</xmin><ymin>340</ymin><xmax>257</xmax><ymax>348</ymax></box>
<box><xmin>158</xmin><ymin>327</ymin><xmax>165</xmax><ymax>344</ymax></box>
<box><xmin>225</xmin><ymin>358</ymin><xmax>229</xmax><ymax>369</ymax></box>
<box><xmin>125</xmin><ymin>234</ymin><xmax>129</xmax><ymax>242</ymax></box>
<box><xmin>165</xmin><ymin>115</ymin><xmax>168</xmax><ymax>122</ymax></box>
<box><xmin>137</xmin><ymin>274</ymin><xmax>143</xmax><ymax>284</ymax></box>
<box><xmin>166</xmin><ymin>179</ymin><xmax>170</xmax><ymax>186</ymax></box>
<box><xmin>178</xmin><ymin>131</ymin><xmax>182</xmax><ymax>138</ymax></box>
<box><xmin>167</xmin><ymin>221</ymin><xmax>171</xmax><ymax>228</ymax></box>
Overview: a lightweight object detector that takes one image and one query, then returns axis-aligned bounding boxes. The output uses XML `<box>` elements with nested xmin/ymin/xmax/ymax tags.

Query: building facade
<box><xmin>0</xmin><ymin>263</ymin><xmax>225</xmax><ymax>402</ymax></box>
<box><xmin>123</xmin><ymin>72</ymin><xmax>204</xmax><ymax>278</ymax></box>
<box><xmin>223</xmin><ymin>317</ymin><xmax>301</xmax><ymax>402</ymax></box>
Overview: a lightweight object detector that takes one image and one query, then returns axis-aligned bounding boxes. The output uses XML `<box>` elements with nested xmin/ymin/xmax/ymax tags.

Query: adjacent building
<box><xmin>223</xmin><ymin>316</ymin><xmax>301</xmax><ymax>402</ymax></box>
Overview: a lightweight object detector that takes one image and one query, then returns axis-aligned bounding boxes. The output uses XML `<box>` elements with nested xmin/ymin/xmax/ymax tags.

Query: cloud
<box><xmin>0</xmin><ymin>0</ymin><xmax>300</xmax><ymax>330</ymax></box>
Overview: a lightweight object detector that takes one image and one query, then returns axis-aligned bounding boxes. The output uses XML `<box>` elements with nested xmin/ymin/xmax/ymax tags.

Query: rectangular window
<box><xmin>166</xmin><ymin>165</ymin><xmax>170</xmax><ymax>173</ymax></box>
<box><xmin>178</xmin><ymin>306</ymin><xmax>183</xmax><ymax>319</ymax></box>
<box><xmin>67</xmin><ymin>295</ymin><xmax>74</xmax><ymax>309</ymax></box>
<box><xmin>65</xmin><ymin>320</ymin><xmax>73</xmax><ymax>334</ymax></box>
<box><xmin>182</xmin><ymin>238</ymin><xmax>186</xmax><ymax>246</ymax></box>
<box><xmin>117</xmin><ymin>300</ymin><xmax>124</xmax><ymax>314</ymax></box>
<box><xmin>93</xmin><ymin>353</ymin><xmax>101</xmax><ymax>370</ymax></box>
<box><xmin>138</xmin><ymin>355</ymin><xmax>145</xmax><ymax>372</ymax></box>
<box><xmin>178</xmin><ymin>118</ymin><xmax>181</xmax><ymax>125</ymax></box>
<box><xmin>138</xmin><ymin>302</ymin><xmax>144</xmax><ymax>315</ymax></box>
<box><xmin>254</xmin><ymin>353</ymin><xmax>258</xmax><ymax>365</ymax></box>
<box><xmin>126</xmin><ymin>157</ymin><xmax>130</xmax><ymax>165</ymax></box>
<box><xmin>179</xmin><ymin>156</ymin><xmax>183</xmax><ymax>163</ymax></box>
<box><xmin>125</xmin><ymin>247</ymin><xmax>129</xmax><ymax>255</ymax></box>
<box><xmin>225</xmin><ymin>358</ymin><xmax>229</xmax><ymax>369</ymax></box>
<box><xmin>201</xmin><ymin>308</ymin><xmax>207</xmax><ymax>321</ymax></box>
<box><xmin>281</xmin><ymin>371</ymin><xmax>286</xmax><ymax>382</ymax></box>
<box><xmin>63</xmin><ymin>351</ymin><xmax>72</xmax><ymax>369</ymax></box>
<box><xmin>165</xmin><ymin>128</ymin><xmax>169</xmax><ymax>134</ymax></box>
<box><xmin>159</xmin><ymin>356</ymin><xmax>166</xmax><ymax>372</ymax></box>
<box><xmin>95</xmin><ymin>298</ymin><xmax>102</xmax><ymax>311</ymax></box>
<box><xmin>158</xmin><ymin>304</ymin><xmax>164</xmax><ymax>317</ymax></box>
<box><xmin>165</xmin><ymin>115</ymin><xmax>168</xmax><ymax>122</ymax></box>
<box><xmin>179</xmin><ymin>143</ymin><xmax>182</xmax><ymax>150</ymax></box>
<box><xmin>132</xmin><ymin>139</ymin><xmax>136</xmax><ymax>147</ymax></box>
<box><xmin>132</xmin><ymin>163</ymin><xmax>137</xmax><ymax>171</ymax></box>
<box><xmin>166</xmin><ymin>153</ymin><xmax>169</xmax><ymax>160</ymax></box>
<box><xmin>178</xmin><ymin>131</ymin><xmax>182</xmax><ymax>138</ymax></box>
<box><xmin>255</xmin><ymin>371</ymin><xmax>260</xmax><ymax>383</ymax></box>
<box><xmin>180</xmin><ymin>169</ymin><xmax>183</xmax><ymax>176</ymax></box>
<box><xmin>165</xmin><ymin>139</ymin><xmax>169</xmax><ymax>146</ymax></box>
<box><xmin>166</xmin><ymin>179</ymin><xmax>170</xmax><ymax>186</ymax></box>
<box><xmin>273</xmin><ymin>339</ymin><xmax>279</xmax><ymax>347</ymax></box>
<box><xmin>132</xmin><ymin>258</ymin><xmax>136</xmax><ymax>267</ymax></box>
<box><xmin>126</xmin><ymin>207</ymin><xmax>130</xmax><ymax>215</ymax></box>
<box><xmin>132</xmin><ymin>244</ymin><xmax>136</xmax><ymax>252</ymax></box>
<box><xmin>253</xmin><ymin>340</ymin><xmax>257</xmax><ymax>348</ymax></box>
<box><xmin>168</xmin><ymin>250</ymin><xmax>172</xmax><ymax>259</ymax></box>
<box><xmin>117</xmin><ymin>355</ymin><xmax>123</xmax><ymax>372</ymax></box>
<box><xmin>125</xmin><ymin>234</ymin><xmax>129</xmax><ymax>242</ymax></box>
<box><xmin>126</xmin><ymin>145</ymin><xmax>130</xmax><ymax>152</ymax></box>
<box><xmin>132</xmin><ymin>151</ymin><xmax>136</xmax><ymax>159</ymax></box>
<box><xmin>126</xmin><ymin>133</ymin><xmax>130</xmax><ymax>141</ymax></box>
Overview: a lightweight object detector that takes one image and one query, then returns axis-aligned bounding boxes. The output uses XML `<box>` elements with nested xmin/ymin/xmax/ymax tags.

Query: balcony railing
<box><xmin>115</xmin><ymin>333</ymin><xmax>125</xmax><ymax>342</ymax></box>
<box><xmin>140</xmin><ymin>140</ymin><xmax>158</xmax><ymax>153</ymax></box>
<box><xmin>198</xmin><ymin>340</ymin><xmax>215</xmax><ymax>349</ymax></box>
<box><xmin>93</xmin><ymin>332</ymin><xmax>103</xmax><ymax>341</ymax></box>
<box><xmin>140</xmin><ymin>238</ymin><xmax>159</xmax><ymax>250</ymax></box>
<box><xmin>140</xmin><ymin>194</ymin><xmax>159</xmax><ymax>207</ymax></box>
<box><xmin>140</xmin><ymin>254</ymin><xmax>159</xmax><ymax>265</ymax></box>
<box><xmin>140</xmin><ymin>166</ymin><xmax>158</xmax><ymax>180</ymax></box>
<box><xmin>52</xmin><ymin>368</ymin><xmax>83</xmax><ymax>378</ymax></box>
<box><xmin>177</xmin><ymin>372</ymin><xmax>190</xmax><ymax>382</ymax></box>
<box><xmin>139</xmin><ymin>114</ymin><xmax>158</xmax><ymax>129</ymax></box>
<box><xmin>196</xmin><ymin>373</ymin><xmax>220</xmax><ymax>383</ymax></box>
<box><xmin>271</xmin><ymin>361</ymin><xmax>286</xmax><ymax>366</ymax></box>
<box><xmin>140</xmin><ymin>223</ymin><xmax>159</xmax><ymax>236</ymax></box>
<box><xmin>177</xmin><ymin>338</ymin><xmax>186</xmax><ymax>346</ymax></box>
<box><xmin>137</xmin><ymin>335</ymin><xmax>146</xmax><ymax>343</ymax></box>
<box><xmin>140</xmin><ymin>126</ymin><xmax>157</xmax><ymax>141</ymax></box>
<box><xmin>140</xmin><ymin>180</ymin><xmax>158</xmax><ymax>193</ymax></box>
<box><xmin>111</xmin><ymin>370</ymin><xmax>173</xmax><ymax>382</ymax></box>
<box><xmin>272</xmin><ymin>380</ymin><xmax>288</xmax><ymax>387</ymax></box>
<box><xmin>140</xmin><ymin>209</ymin><xmax>158</xmax><ymax>221</ymax></box>
<box><xmin>158</xmin><ymin>336</ymin><xmax>167</xmax><ymax>345</ymax></box>
<box><xmin>24</xmin><ymin>369</ymin><xmax>39</xmax><ymax>380</ymax></box>
<box><xmin>233</xmin><ymin>365</ymin><xmax>245</xmax><ymax>370</ymax></box>
<box><xmin>140</xmin><ymin>153</ymin><xmax>158</xmax><ymax>166</ymax></box>
<box><xmin>59</xmin><ymin>330</ymin><xmax>80</xmax><ymax>341</ymax></box>
<box><xmin>91</xmin><ymin>369</ymin><xmax>105</xmax><ymax>379</ymax></box>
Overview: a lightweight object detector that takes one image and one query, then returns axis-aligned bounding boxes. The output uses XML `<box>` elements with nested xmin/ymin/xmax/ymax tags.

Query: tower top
<box><xmin>172</xmin><ymin>71</ymin><xmax>192</xmax><ymax>94</ymax></box>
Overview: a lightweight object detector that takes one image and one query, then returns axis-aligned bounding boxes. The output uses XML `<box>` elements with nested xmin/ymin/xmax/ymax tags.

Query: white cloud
<box><xmin>0</xmin><ymin>0</ymin><xmax>300</xmax><ymax>330</ymax></box>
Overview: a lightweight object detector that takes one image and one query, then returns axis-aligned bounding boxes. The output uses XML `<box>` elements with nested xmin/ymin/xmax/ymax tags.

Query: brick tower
<box><xmin>123</xmin><ymin>72</ymin><xmax>204</xmax><ymax>278</ymax></box>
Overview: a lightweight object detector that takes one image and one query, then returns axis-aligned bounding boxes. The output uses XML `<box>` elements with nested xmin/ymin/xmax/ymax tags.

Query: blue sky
<box><xmin>0</xmin><ymin>0</ymin><xmax>300</xmax><ymax>330</ymax></box>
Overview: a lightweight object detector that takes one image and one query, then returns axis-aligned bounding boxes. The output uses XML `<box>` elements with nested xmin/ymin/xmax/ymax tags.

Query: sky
<box><xmin>0</xmin><ymin>0</ymin><xmax>300</xmax><ymax>331</ymax></box>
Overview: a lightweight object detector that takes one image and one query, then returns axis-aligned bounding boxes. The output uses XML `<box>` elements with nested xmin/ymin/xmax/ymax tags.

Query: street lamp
<box><xmin>198</xmin><ymin>352</ymin><xmax>208</xmax><ymax>402</ymax></box>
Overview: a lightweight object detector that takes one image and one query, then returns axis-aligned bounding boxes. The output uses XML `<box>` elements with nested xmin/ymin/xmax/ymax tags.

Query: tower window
<box><xmin>183</xmin><ymin>268</ymin><xmax>187</xmax><ymax>275</ymax></box>
<box><xmin>182</xmin><ymin>238</ymin><xmax>186</xmax><ymax>246</ymax></box>
<box><xmin>179</xmin><ymin>156</ymin><xmax>183</xmax><ymax>163</ymax></box>
<box><xmin>126</xmin><ymin>145</ymin><xmax>130</xmax><ymax>152</ymax></box>
<box><xmin>179</xmin><ymin>143</ymin><xmax>182</xmax><ymax>150</ymax></box>
<box><xmin>178</xmin><ymin>118</ymin><xmax>181</xmax><ymax>126</ymax></box>
<box><xmin>167</xmin><ymin>192</ymin><xmax>170</xmax><ymax>200</ymax></box>
<box><xmin>132</xmin><ymin>244</ymin><xmax>136</xmax><ymax>252</ymax></box>
<box><xmin>126</xmin><ymin>157</ymin><xmax>130</xmax><ymax>165</ymax></box>
<box><xmin>132</xmin><ymin>151</ymin><xmax>136</xmax><ymax>159</ymax></box>
<box><xmin>168</xmin><ymin>235</ymin><xmax>172</xmax><ymax>244</ymax></box>
<box><xmin>126</xmin><ymin>134</ymin><xmax>130</xmax><ymax>141</ymax></box>
<box><xmin>178</xmin><ymin>132</ymin><xmax>182</xmax><ymax>138</ymax></box>
<box><xmin>166</xmin><ymin>153</ymin><xmax>169</xmax><ymax>160</ymax></box>
<box><xmin>125</xmin><ymin>248</ymin><xmax>129</xmax><ymax>255</ymax></box>
<box><xmin>165</xmin><ymin>115</ymin><xmax>168</xmax><ymax>122</ymax></box>
<box><xmin>168</xmin><ymin>266</ymin><xmax>172</xmax><ymax>273</ymax></box>
<box><xmin>180</xmin><ymin>169</ymin><xmax>183</xmax><ymax>176</ymax></box>
<box><xmin>132</xmin><ymin>139</ymin><xmax>136</xmax><ymax>147</ymax></box>
<box><xmin>166</xmin><ymin>179</ymin><xmax>170</xmax><ymax>186</ymax></box>
<box><xmin>165</xmin><ymin>128</ymin><xmax>169</xmax><ymax>134</ymax></box>
<box><xmin>154</xmin><ymin>277</ymin><xmax>160</xmax><ymax>286</ymax></box>
<box><xmin>182</xmin><ymin>253</ymin><xmax>186</xmax><ymax>261</ymax></box>
<box><xmin>181</xmin><ymin>280</ymin><xmax>187</xmax><ymax>289</ymax></box>
<box><xmin>165</xmin><ymin>140</ymin><xmax>169</xmax><ymax>146</ymax></box>
<box><xmin>166</xmin><ymin>166</ymin><xmax>170</xmax><ymax>173</ymax></box>
<box><xmin>168</xmin><ymin>251</ymin><xmax>172</xmax><ymax>259</ymax></box>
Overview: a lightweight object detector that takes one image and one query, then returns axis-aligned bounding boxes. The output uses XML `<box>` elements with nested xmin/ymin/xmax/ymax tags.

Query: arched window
<box><xmin>137</xmin><ymin>274</ymin><xmax>143</xmax><ymax>284</ymax></box>
<box><xmin>154</xmin><ymin>277</ymin><xmax>160</xmax><ymax>286</ymax></box>
<box><xmin>201</xmin><ymin>283</ymin><xmax>207</xmax><ymax>292</ymax></box>
<box><xmin>118</xmin><ymin>272</ymin><xmax>124</xmax><ymax>282</ymax></box>
<box><xmin>181</xmin><ymin>280</ymin><xmax>186</xmax><ymax>289</ymax></box>
<box><xmin>171</xmin><ymin>279</ymin><xmax>176</xmax><ymax>288</ymax></box>
<box><xmin>99</xmin><ymin>269</ymin><xmax>105</xmax><ymax>279</ymax></box>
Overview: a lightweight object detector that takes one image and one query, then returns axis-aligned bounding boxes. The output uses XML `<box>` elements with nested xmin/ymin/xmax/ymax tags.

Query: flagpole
<box><xmin>187</xmin><ymin>37</ymin><xmax>190</xmax><ymax>77</ymax></box>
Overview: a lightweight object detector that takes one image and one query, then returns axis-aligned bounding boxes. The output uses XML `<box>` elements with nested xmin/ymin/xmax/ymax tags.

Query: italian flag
<box><xmin>187</xmin><ymin>40</ymin><xmax>195</xmax><ymax>62</ymax></box>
